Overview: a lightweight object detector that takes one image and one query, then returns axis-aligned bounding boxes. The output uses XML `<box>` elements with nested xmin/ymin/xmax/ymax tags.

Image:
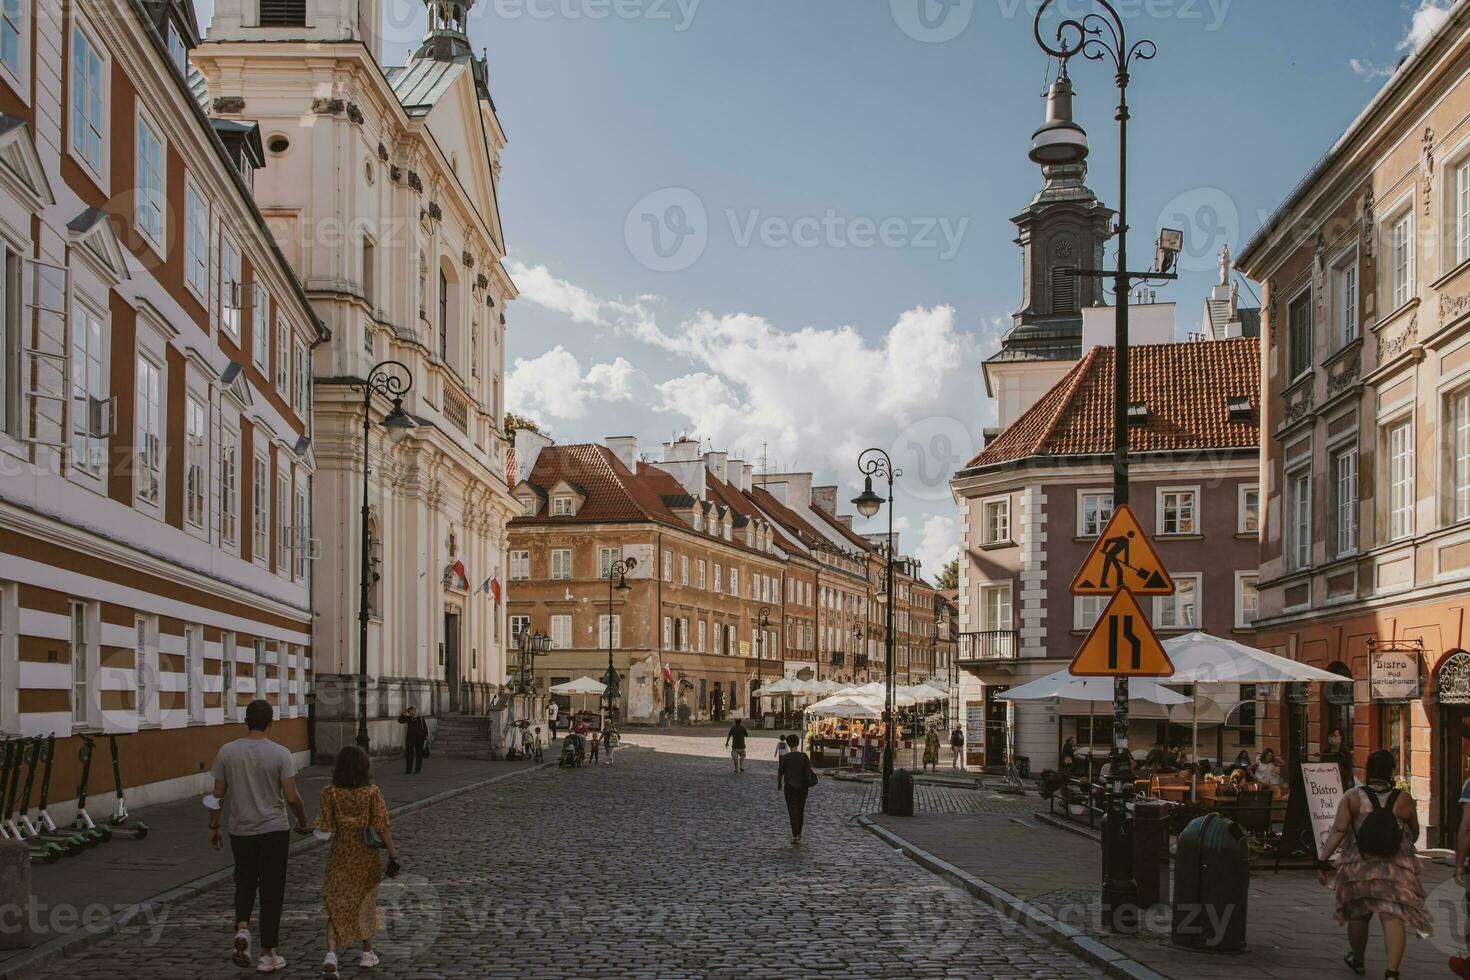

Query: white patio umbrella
<box><xmin>804</xmin><ymin>695</ymin><xmax>883</xmax><ymax>719</ymax></box>
<box><xmin>549</xmin><ymin>676</ymin><xmax>608</xmax><ymax>720</ymax></box>
<box><xmin>1002</xmin><ymin>669</ymin><xmax>1190</xmax><ymax>771</ymax></box>
<box><xmin>1160</xmin><ymin>632</ymin><xmax>1346</xmax><ymax>795</ymax></box>
<box><xmin>757</xmin><ymin>677</ymin><xmax>802</xmax><ymax>697</ymax></box>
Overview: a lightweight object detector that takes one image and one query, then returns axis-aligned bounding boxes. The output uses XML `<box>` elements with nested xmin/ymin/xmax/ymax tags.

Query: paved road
<box><xmin>30</xmin><ymin>732</ymin><xmax>1100</xmax><ymax>979</ymax></box>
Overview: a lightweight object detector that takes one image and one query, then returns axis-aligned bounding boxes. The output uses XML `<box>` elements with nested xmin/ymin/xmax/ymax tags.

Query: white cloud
<box><xmin>506</xmin><ymin>347</ymin><xmax>646</xmax><ymax>422</ymax></box>
<box><xmin>915</xmin><ymin>514</ymin><xmax>959</xmax><ymax>582</ymax></box>
<box><xmin>1351</xmin><ymin>1</ymin><xmax>1454</xmax><ymax>80</ymax></box>
<box><xmin>505</xmin><ymin>260</ymin><xmax>608</xmax><ymax>325</ymax></box>
<box><xmin>1400</xmin><ymin>0</ymin><xmax>1454</xmax><ymax>51</ymax></box>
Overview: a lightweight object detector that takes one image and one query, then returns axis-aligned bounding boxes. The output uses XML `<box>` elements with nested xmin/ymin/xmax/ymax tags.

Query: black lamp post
<box><xmin>604</xmin><ymin>557</ymin><xmax>635</xmax><ymax>724</ymax></box>
<box><xmin>353</xmin><ymin>361</ymin><xmax>416</xmax><ymax>753</ymax></box>
<box><xmin>1031</xmin><ymin>0</ymin><xmax>1181</xmax><ymax>933</ymax></box>
<box><xmin>853</xmin><ymin>624</ymin><xmax>864</xmax><ymax>680</ymax></box>
<box><xmin>754</xmin><ymin>605</ymin><xmax>771</xmax><ymax>721</ymax></box>
<box><xmin>516</xmin><ymin>629</ymin><xmax>551</xmax><ymax>694</ymax></box>
<box><xmin>853</xmin><ymin>447</ymin><xmax>900</xmax><ymax>816</ymax></box>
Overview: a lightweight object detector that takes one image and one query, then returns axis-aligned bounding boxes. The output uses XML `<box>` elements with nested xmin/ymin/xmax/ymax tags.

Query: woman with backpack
<box><xmin>1317</xmin><ymin>749</ymin><xmax>1430</xmax><ymax>979</ymax></box>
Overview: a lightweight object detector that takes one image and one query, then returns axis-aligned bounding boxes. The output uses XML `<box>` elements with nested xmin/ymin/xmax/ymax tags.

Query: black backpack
<box><xmin>1355</xmin><ymin>787</ymin><xmax>1403</xmax><ymax>858</ymax></box>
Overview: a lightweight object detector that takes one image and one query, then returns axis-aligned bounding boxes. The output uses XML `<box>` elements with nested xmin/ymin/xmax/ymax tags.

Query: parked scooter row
<box><xmin>0</xmin><ymin>734</ymin><xmax>148</xmax><ymax>862</ymax></box>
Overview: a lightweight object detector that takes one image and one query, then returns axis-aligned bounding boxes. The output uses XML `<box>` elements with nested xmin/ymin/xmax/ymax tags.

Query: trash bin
<box><xmin>1172</xmin><ymin>812</ymin><xmax>1249</xmax><ymax>951</ymax></box>
<box><xmin>1014</xmin><ymin>755</ymin><xmax>1030</xmax><ymax>779</ymax></box>
<box><xmin>1133</xmin><ymin>799</ymin><xmax>1171</xmax><ymax>908</ymax></box>
<box><xmin>890</xmin><ymin>768</ymin><xmax>915</xmax><ymax>817</ymax></box>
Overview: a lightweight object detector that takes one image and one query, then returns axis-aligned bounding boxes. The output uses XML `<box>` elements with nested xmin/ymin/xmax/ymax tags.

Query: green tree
<box><xmin>504</xmin><ymin>413</ymin><xmax>543</xmax><ymax>437</ymax></box>
<box><xmin>936</xmin><ymin>558</ymin><xmax>959</xmax><ymax>590</ymax></box>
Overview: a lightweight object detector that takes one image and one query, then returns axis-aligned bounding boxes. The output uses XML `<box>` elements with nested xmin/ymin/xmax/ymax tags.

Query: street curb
<box><xmin>1035</xmin><ymin>809</ymin><xmax>1104</xmax><ymax>842</ymax></box>
<box><xmin>858</xmin><ymin>816</ymin><xmax>1168</xmax><ymax>980</ymax></box>
<box><xmin>0</xmin><ymin>762</ymin><xmax>551</xmax><ymax>980</ymax></box>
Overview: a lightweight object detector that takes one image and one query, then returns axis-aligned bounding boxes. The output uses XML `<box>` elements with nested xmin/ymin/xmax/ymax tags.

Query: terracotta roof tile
<box><xmin>967</xmin><ymin>339</ymin><xmax>1260</xmax><ymax>468</ymax></box>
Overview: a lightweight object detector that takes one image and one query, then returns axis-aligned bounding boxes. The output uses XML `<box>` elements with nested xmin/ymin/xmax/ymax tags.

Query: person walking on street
<box><xmin>776</xmin><ymin>735</ymin><xmax>791</xmax><ymax>761</ymax></box>
<box><xmin>397</xmin><ymin>706</ymin><xmax>428</xmax><ymax>775</ymax></box>
<box><xmin>547</xmin><ymin>701</ymin><xmax>559</xmax><ymax>740</ymax></box>
<box><xmin>725</xmin><ymin>718</ymin><xmax>749</xmax><ymax>773</ymax></box>
<box><xmin>949</xmin><ymin>726</ymin><xmax>965</xmax><ymax>771</ymax></box>
<box><xmin>315</xmin><ymin>746</ymin><xmax>398</xmax><ymax>977</ymax></box>
<box><xmin>590</xmin><ymin>730</ymin><xmax>601</xmax><ymax>763</ymax></box>
<box><xmin>1318</xmin><ymin>749</ymin><xmax>1430</xmax><ymax>979</ymax></box>
<box><xmin>922</xmin><ymin>728</ymin><xmax>940</xmax><ymax>772</ymax></box>
<box><xmin>208</xmin><ymin>699</ymin><xmax>311</xmax><ymax>973</ymax></box>
<box><xmin>1448</xmin><ymin>766</ymin><xmax>1470</xmax><ymax>978</ymax></box>
<box><xmin>776</xmin><ymin>734</ymin><xmax>817</xmax><ymax>844</ymax></box>
<box><xmin>602</xmin><ymin>721</ymin><xmax>617</xmax><ymax>765</ymax></box>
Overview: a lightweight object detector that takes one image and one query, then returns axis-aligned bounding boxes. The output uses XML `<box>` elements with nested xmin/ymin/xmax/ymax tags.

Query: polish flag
<box><xmin>661</xmin><ymin>664</ymin><xmax>674</xmax><ymax>685</ymax></box>
<box><xmin>489</xmin><ymin>574</ymin><xmax>502</xmax><ymax>605</ymax></box>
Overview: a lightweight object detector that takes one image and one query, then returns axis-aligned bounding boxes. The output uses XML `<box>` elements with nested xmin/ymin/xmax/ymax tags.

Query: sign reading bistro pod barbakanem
<box><xmin>1369</xmin><ymin>647</ymin><xmax>1420</xmax><ymax>702</ymax></box>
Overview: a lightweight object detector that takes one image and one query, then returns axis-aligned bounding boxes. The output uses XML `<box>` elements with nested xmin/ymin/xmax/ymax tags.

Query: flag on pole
<box><xmin>479</xmin><ymin>576</ymin><xmax>491</xmax><ymax>595</ymax></box>
<box><xmin>489</xmin><ymin>574</ymin><xmax>502</xmax><ymax>605</ymax></box>
<box><xmin>660</xmin><ymin>664</ymin><xmax>674</xmax><ymax>685</ymax></box>
<box><xmin>450</xmin><ymin>559</ymin><xmax>469</xmax><ymax>591</ymax></box>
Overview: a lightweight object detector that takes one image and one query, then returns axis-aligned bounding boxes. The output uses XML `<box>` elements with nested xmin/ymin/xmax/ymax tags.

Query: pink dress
<box><xmin>1330</xmin><ymin>788</ymin><xmax>1431</xmax><ymax>937</ymax></box>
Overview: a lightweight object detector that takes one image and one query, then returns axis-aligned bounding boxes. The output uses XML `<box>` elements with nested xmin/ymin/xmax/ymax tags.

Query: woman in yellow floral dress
<box><xmin>316</xmin><ymin>746</ymin><xmax>397</xmax><ymax>976</ymax></box>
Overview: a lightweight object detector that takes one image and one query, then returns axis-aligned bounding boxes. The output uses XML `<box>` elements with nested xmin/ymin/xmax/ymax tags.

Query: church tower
<box><xmin>983</xmin><ymin>69</ymin><xmax>1115</xmax><ymax>430</ymax></box>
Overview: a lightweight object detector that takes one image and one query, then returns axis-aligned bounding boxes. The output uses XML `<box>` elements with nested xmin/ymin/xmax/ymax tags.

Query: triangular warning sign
<box><xmin>1071</xmin><ymin>504</ymin><xmax>1175</xmax><ymax>596</ymax></box>
<box><xmin>1070</xmin><ymin>589</ymin><xmax>1174</xmax><ymax>677</ymax></box>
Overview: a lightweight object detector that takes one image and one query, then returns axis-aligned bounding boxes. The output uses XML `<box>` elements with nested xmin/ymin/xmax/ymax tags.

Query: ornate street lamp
<box><xmin>604</xmin><ymin>556</ymin><xmax>636</xmax><ymax>724</ymax></box>
<box><xmin>516</xmin><ymin>629</ymin><xmax>551</xmax><ymax>694</ymax></box>
<box><xmin>352</xmin><ymin>361</ymin><xmax>416</xmax><ymax>753</ymax></box>
<box><xmin>1031</xmin><ymin>0</ymin><xmax>1180</xmax><ymax>934</ymax></box>
<box><xmin>854</xmin><ymin>448</ymin><xmax>900</xmax><ymax>815</ymax></box>
<box><xmin>754</xmin><ymin>605</ymin><xmax>771</xmax><ymax>721</ymax></box>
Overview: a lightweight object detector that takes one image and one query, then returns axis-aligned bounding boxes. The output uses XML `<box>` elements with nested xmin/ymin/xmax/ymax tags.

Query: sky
<box><xmin>199</xmin><ymin>0</ymin><xmax>1458</xmax><ymax>577</ymax></box>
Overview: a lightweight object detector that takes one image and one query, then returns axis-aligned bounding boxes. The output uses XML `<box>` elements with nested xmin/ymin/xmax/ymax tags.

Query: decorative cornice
<box><xmin>212</xmin><ymin>95</ymin><xmax>245</xmax><ymax>114</ymax></box>
<box><xmin>407</xmin><ymin>171</ymin><xmax>423</xmax><ymax>193</ymax></box>
<box><xmin>1283</xmin><ymin>381</ymin><xmax>1315</xmax><ymax>426</ymax></box>
<box><xmin>377</xmin><ymin>143</ymin><xmax>389</xmax><ymax>162</ymax></box>
<box><xmin>476</xmin><ymin>273</ymin><xmax>489</xmax><ymax>290</ymax></box>
<box><xmin>1377</xmin><ymin>311</ymin><xmax>1418</xmax><ymax>362</ymax></box>
<box><xmin>390</xmin><ymin>164</ymin><xmax>402</xmax><ymax>184</ymax></box>
<box><xmin>462</xmin><ymin>250</ymin><xmax>474</xmax><ymax>268</ymax></box>
<box><xmin>427</xmin><ymin>201</ymin><xmax>443</xmax><ymax>221</ymax></box>
<box><xmin>310</xmin><ymin>97</ymin><xmax>344</xmax><ymax>115</ymax></box>
<box><xmin>1327</xmin><ymin>350</ymin><xmax>1361</xmax><ymax>399</ymax></box>
<box><xmin>346</xmin><ymin>103</ymin><xmax>365</xmax><ymax>125</ymax></box>
<box><xmin>1442</xmin><ymin>292</ymin><xmax>1470</xmax><ymax>326</ymax></box>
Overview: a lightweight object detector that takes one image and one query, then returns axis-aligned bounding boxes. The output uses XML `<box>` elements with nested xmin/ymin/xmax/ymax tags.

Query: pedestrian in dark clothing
<box><xmin>776</xmin><ymin>734</ymin><xmax>817</xmax><ymax>844</ymax></box>
<box><xmin>208</xmin><ymin>699</ymin><xmax>311</xmax><ymax>973</ymax></box>
<box><xmin>398</xmin><ymin>706</ymin><xmax>428</xmax><ymax>774</ymax></box>
<box><xmin>725</xmin><ymin>719</ymin><xmax>749</xmax><ymax>772</ymax></box>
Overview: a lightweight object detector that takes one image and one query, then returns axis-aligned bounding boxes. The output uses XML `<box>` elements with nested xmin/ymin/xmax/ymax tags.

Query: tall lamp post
<box><xmin>853</xmin><ymin>448</ymin><xmax>900</xmax><ymax>816</ymax></box>
<box><xmin>754</xmin><ymin>605</ymin><xmax>771</xmax><ymax>722</ymax></box>
<box><xmin>853</xmin><ymin>624</ymin><xmax>864</xmax><ymax>681</ymax></box>
<box><xmin>604</xmin><ymin>556</ymin><xmax>636</xmax><ymax>725</ymax></box>
<box><xmin>1031</xmin><ymin>0</ymin><xmax>1182</xmax><ymax>933</ymax></box>
<box><xmin>516</xmin><ymin>629</ymin><xmax>551</xmax><ymax>694</ymax></box>
<box><xmin>353</xmin><ymin>361</ymin><xmax>417</xmax><ymax>752</ymax></box>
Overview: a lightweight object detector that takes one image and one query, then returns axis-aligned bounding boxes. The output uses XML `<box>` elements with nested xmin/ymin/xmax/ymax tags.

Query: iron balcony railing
<box><xmin>958</xmin><ymin>630</ymin><xmax>1019</xmax><ymax>662</ymax></box>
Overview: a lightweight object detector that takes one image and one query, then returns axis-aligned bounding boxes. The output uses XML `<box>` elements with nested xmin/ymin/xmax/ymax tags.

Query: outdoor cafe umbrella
<box><xmin>1159</xmin><ymin>631</ymin><xmax>1346</xmax><ymax>795</ymax></box>
<box><xmin>1001</xmin><ymin>668</ymin><xmax>1191</xmax><ymax>772</ymax></box>
<box><xmin>804</xmin><ymin>695</ymin><xmax>884</xmax><ymax>719</ymax></box>
<box><xmin>549</xmin><ymin>676</ymin><xmax>607</xmax><ymax>719</ymax></box>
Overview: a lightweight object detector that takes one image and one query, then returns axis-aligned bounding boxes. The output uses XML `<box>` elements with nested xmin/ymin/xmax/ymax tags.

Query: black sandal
<box><xmin>1343</xmin><ymin>952</ymin><xmax>1364</xmax><ymax>975</ymax></box>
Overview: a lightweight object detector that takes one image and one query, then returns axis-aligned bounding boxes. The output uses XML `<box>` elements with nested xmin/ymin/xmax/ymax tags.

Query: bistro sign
<box><xmin>1369</xmin><ymin>647</ymin><xmax>1420</xmax><ymax>702</ymax></box>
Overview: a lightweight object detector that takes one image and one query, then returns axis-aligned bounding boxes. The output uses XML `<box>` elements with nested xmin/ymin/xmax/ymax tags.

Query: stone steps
<box><xmin>431</xmin><ymin>716</ymin><xmax>495</xmax><ymax>759</ymax></box>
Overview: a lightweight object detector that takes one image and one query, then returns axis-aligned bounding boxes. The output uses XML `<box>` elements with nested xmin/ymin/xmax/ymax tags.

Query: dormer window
<box><xmin>692</xmin><ymin>511</ymin><xmax>703</xmax><ymax>532</ymax></box>
<box><xmin>517</xmin><ymin>495</ymin><xmax>536</xmax><ymax>515</ymax></box>
<box><xmin>167</xmin><ymin>22</ymin><xmax>187</xmax><ymax>73</ymax></box>
<box><xmin>552</xmin><ymin>496</ymin><xmax>575</xmax><ymax>516</ymax></box>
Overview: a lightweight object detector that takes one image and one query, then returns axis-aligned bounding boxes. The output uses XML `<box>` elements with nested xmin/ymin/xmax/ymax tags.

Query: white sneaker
<box><xmin>257</xmin><ymin>952</ymin><xmax>286</xmax><ymax>972</ymax></box>
<box><xmin>322</xmin><ymin>951</ymin><xmax>339</xmax><ymax>977</ymax></box>
<box><xmin>232</xmin><ymin>929</ymin><xmax>251</xmax><ymax>968</ymax></box>
<box><xmin>359</xmin><ymin>951</ymin><xmax>380</xmax><ymax>968</ymax></box>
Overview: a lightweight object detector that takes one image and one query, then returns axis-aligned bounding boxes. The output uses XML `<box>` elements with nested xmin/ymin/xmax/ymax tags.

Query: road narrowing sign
<box><xmin>1071</xmin><ymin>504</ymin><xmax>1175</xmax><ymax>596</ymax></box>
<box><xmin>1069</xmin><ymin>588</ymin><xmax>1175</xmax><ymax>677</ymax></box>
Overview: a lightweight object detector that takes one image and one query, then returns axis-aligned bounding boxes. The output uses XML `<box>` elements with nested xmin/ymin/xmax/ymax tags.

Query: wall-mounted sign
<box><xmin>1370</xmin><ymin>648</ymin><xmax>1420</xmax><ymax>702</ymax></box>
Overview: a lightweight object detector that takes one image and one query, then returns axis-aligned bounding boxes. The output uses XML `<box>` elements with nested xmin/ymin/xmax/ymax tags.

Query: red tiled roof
<box><xmin>703</xmin><ymin>476</ymin><xmax>804</xmax><ymax>557</ymax></box>
<box><xmin>802</xmin><ymin>496</ymin><xmax>877</xmax><ymax>553</ymax></box>
<box><xmin>967</xmin><ymin>339</ymin><xmax>1260</xmax><ymax>468</ymax></box>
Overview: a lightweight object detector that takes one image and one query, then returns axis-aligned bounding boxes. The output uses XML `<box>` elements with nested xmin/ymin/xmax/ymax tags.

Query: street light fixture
<box><xmin>755</xmin><ymin>604</ymin><xmax>771</xmax><ymax>720</ymax></box>
<box><xmin>1032</xmin><ymin>0</ymin><xmax>1173</xmax><ymax>934</ymax></box>
<box><xmin>352</xmin><ymin>360</ymin><xmax>416</xmax><ymax>753</ymax></box>
<box><xmin>853</xmin><ymin>447</ymin><xmax>901</xmax><ymax>816</ymax></box>
<box><xmin>604</xmin><ymin>556</ymin><xmax>636</xmax><ymax>726</ymax></box>
<box><xmin>516</xmin><ymin>629</ymin><xmax>551</xmax><ymax>694</ymax></box>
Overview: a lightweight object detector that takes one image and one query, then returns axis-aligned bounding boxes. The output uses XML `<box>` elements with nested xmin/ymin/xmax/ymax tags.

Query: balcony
<box><xmin>958</xmin><ymin>630</ymin><xmax>1019</xmax><ymax>663</ymax></box>
<box><xmin>829</xmin><ymin>652</ymin><xmax>844</xmax><ymax>666</ymax></box>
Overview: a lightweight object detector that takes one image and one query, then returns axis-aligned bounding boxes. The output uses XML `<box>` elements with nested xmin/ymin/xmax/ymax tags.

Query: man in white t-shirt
<box><xmin>208</xmin><ymin>699</ymin><xmax>310</xmax><ymax>973</ymax></box>
<box><xmin>548</xmin><ymin>701</ymin><xmax>560</xmax><ymax>740</ymax></box>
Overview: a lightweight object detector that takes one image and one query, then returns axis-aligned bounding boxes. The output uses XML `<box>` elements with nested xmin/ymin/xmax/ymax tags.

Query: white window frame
<box><xmin>220</xmin><ymin>424</ymin><xmax>239</xmax><ymax>548</ymax></box>
<box><xmin>1287</xmin><ymin>287</ymin><xmax>1313</xmax><ymax>382</ymax></box>
<box><xmin>1387</xmin><ymin>418</ymin><xmax>1414</xmax><ymax>541</ymax></box>
<box><xmin>275</xmin><ymin>471</ymin><xmax>289</xmax><ymax>573</ymax></box>
<box><xmin>166</xmin><ymin>21</ymin><xmax>186</xmax><ymax>73</ymax></box>
<box><xmin>0</xmin><ymin>0</ymin><xmax>27</xmax><ymax>91</ymax></box>
<box><xmin>134</xmin><ymin>106</ymin><xmax>165</xmax><ymax>252</ymax></box>
<box><xmin>1333</xmin><ymin>446</ymin><xmax>1359</xmax><ymax>558</ymax></box>
<box><xmin>1454</xmin><ymin>388</ymin><xmax>1470</xmax><ymax>523</ymax></box>
<box><xmin>69</xmin><ymin>20</ymin><xmax>107</xmax><ymax>182</ymax></box>
<box><xmin>1238</xmin><ymin>484</ymin><xmax>1259</xmax><ymax>535</ymax></box>
<box><xmin>662</xmin><ymin>616</ymin><xmax>671</xmax><ymax>650</ymax></box>
<box><xmin>252</xmin><ymin>452</ymin><xmax>269</xmax><ymax>565</ymax></box>
<box><xmin>292</xmin><ymin>339</ymin><xmax>308</xmax><ymax>416</ymax></box>
<box><xmin>680</xmin><ymin>555</ymin><xmax>689</xmax><ymax>586</ymax></box>
<box><xmin>1077</xmin><ymin>490</ymin><xmax>1113</xmax><ymax>537</ymax></box>
<box><xmin>275</xmin><ymin>316</ymin><xmax>289</xmax><ymax>391</ymax></box>
<box><xmin>697</xmin><ymin>619</ymin><xmax>706</xmax><ymax>653</ymax></box>
<box><xmin>219</xmin><ymin>631</ymin><xmax>236</xmax><ymax>722</ymax></box>
<box><xmin>1074</xmin><ymin>595</ymin><xmax>1107</xmax><ymax>632</ymax></box>
<box><xmin>69</xmin><ymin>302</ymin><xmax>106</xmax><ymax>478</ymax></box>
<box><xmin>1288</xmin><ymin>467</ymin><xmax>1312</xmax><ymax>570</ymax></box>
<box><xmin>662</xmin><ymin>550</ymin><xmax>672</xmax><ymax>581</ymax></box>
<box><xmin>1234</xmin><ymin>573</ymin><xmax>1259</xmax><ymax>631</ymax></box>
<box><xmin>184</xmin><ymin>391</ymin><xmax>207</xmax><ymax>530</ymax></box>
<box><xmin>135</xmin><ymin>616</ymin><xmax>156</xmax><ymax>726</ymax></box>
<box><xmin>979</xmin><ymin>582</ymin><xmax>1012</xmax><ymax>631</ymax></box>
<box><xmin>184</xmin><ymin>626</ymin><xmax>203</xmax><ymax>723</ymax></box>
<box><xmin>728</xmin><ymin>567</ymin><xmax>739</xmax><ymax>596</ymax></box>
<box><xmin>252</xmin><ymin>286</ymin><xmax>270</xmax><ymax>370</ymax></box>
<box><xmin>981</xmin><ymin>496</ymin><xmax>1010</xmax><ymax>545</ymax></box>
<box><xmin>509</xmin><ymin>550</ymin><xmax>530</xmax><ymax>580</ymax></box>
<box><xmin>596</xmin><ymin>546</ymin><xmax>622</xmax><ymax>578</ymax></box>
<box><xmin>713</xmin><ymin>563</ymin><xmax>722</xmax><ymax>594</ymax></box>
<box><xmin>550</xmin><ymin>548</ymin><xmax>572</xmax><ymax>581</ymax></box>
<box><xmin>1330</xmin><ymin>246</ymin><xmax>1358</xmax><ymax>349</ymax></box>
<box><xmin>184</xmin><ymin>179</ymin><xmax>210</xmax><ymax>301</ymax></box>
<box><xmin>551</xmin><ymin>495</ymin><xmax>574</xmax><ymax>516</ymax></box>
<box><xmin>1155</xmin><ymin>573</ymin><xmax>1200</xmax><ymax>631</ymax></box>
<box><xmin>135</xmin><ymin>354</ymin><xmax>163</xmax><ymax>508</ymax></box>
<box><xmin>1389</xmin><ymin>206</ymin><xmax>1415</xmax><ymax>312</ymax></box>
<box><xmin>1157</xmin><ymin>486</ymin><xmax>1199</xmax><ymax>536</ymax></box>
<box><xmin>292</xmin><ymin>484</ymin><xmax>307</xmax><ymax>580</ymax></box>
<box><xmin>509</xmin><ymin>615</ymin><xmax>530</xmax><ymax>641</ymax></box>
<box><xmin>597</xmin><ymin>614</ymin><xmax>621</xmax><ymax>650</ymax></box>
<box><xmin>698</xmin><ymin>559</ymin><xmax>707</xmax><ymax>589</ymax></box>
<box><xmin>220</xmin><ymin>235</ymin><xmax>242</xmax><ymax>341</ymax></box>
<box><xmin>70</xmin><ymin>601</ymin><xmax>91</xmax><ymax>727</ymax></box>
<box><xmin>549</xmin><ymin>614</ymin><xmax>572</xmax><ymax>650</ymax></box>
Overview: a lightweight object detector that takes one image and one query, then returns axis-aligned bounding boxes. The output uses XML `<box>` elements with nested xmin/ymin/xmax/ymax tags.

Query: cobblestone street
<box><xmin>28</xmin><ymin>732</ymin><xmax>1097</xmax><ymax>979</ymax></box>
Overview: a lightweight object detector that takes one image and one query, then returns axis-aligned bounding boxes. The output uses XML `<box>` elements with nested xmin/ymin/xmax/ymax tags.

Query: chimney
<box><xmin>663</xmin><ymin>437</ymin><xmax>701</xmax><ymax>462</ymax></box>
<box><xmin>653</xmin><ymin>441</ymin><xmax>706</xmax><ymax>498</ymax></box>
<box><xmin>704</xmin><ymin>451</ymin><xmax>728</xmax><ymax>484</ymax></box>
<box><xmin>838</xmin><ymin>515</ymin><xmax>853</xmax><ymax>529</ymax></box>
<box><xmin>514</xmin><ymin>427</ymin><xmax>553</xmax><ymax>484</ymax></box>
<box><xmin>740</xmin><ymin>464</ymin><xmax>754</xmax><ymax>493</ymax></box>
<box><xmin>605</xmin><ymin>435</ymin><xmax>638</xmax><ymax>472</ymax></box>
<box><xmin>811</xmin><ymin>485</ymin><xmax>838</xmax><ymax>514</ymax></box>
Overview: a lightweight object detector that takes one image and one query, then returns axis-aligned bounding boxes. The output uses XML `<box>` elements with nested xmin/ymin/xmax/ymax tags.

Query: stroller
<box><xmin>559</xmin><ymin>732</ymin><xmax>584</xmax><ymax>768</ymax></box>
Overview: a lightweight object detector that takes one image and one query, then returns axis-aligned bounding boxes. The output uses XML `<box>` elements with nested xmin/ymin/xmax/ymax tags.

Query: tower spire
<box><xmin>414</xmin><ymin>0</ymin><xmax>475</xmax><ymax>60</ymax></box>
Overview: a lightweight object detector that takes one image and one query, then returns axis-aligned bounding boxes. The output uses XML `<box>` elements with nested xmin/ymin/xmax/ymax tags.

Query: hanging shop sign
<box><xmin>1369</xmin><ymin>648</ymin><xmax>1420</xmax><ymax>702</ymax></box>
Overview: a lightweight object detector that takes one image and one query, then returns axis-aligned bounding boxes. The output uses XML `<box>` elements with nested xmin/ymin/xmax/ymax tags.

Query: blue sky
<box><xmin>201</xmin><ymin>0</ymin><xmax>1454</xmax><ymax>574</ymax></box>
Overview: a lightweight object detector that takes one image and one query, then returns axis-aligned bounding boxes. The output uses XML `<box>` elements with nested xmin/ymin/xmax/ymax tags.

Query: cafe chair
<box><xmin>1231</xmin><ymin>788</ymin><xmax>1276</xmax><ymax>843</ymax></box>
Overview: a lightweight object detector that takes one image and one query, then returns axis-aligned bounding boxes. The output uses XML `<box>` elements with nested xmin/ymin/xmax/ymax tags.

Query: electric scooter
<box><xmin>105</xmin><ymin>735</ymin><xmax>147</xmax><ymax>840</ymax></box>
<box><xmin>14</xmin><ymin>738</ymin><xmax>82</xmax><ymax>856</ymax></box>
<box><xmin>31</xmin><ymin>736</ymin><xmax>91</xmax><ymax>851</ymax></box>
<box><xmin>0</xmin><ymin>740</ymin><xmax>60</xmax><ymax>862</ymax></box>
<box><xmin>71</xmin><ymin>734</ymin><xmax>110</xmax><ymax>845</ymax></box>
